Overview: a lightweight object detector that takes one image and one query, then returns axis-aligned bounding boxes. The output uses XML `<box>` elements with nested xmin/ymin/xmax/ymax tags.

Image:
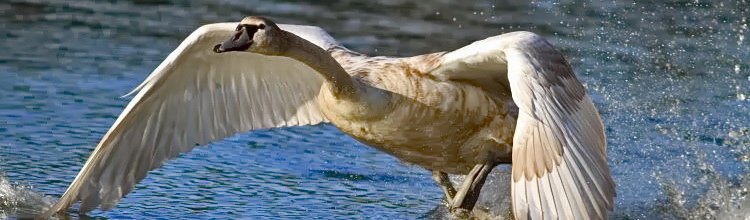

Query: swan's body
<box><xmin>41</xmin><ymin>17</ymin><xmax>615</xmax><ymax>219</ymax></box>
<box><xmin>320</xmin><ymin>50</ymin><xmax>517</xmax><ymax>174</ymax></box>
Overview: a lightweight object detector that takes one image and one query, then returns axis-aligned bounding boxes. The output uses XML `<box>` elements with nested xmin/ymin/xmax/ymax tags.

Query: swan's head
<box><xmin>213</xmin><ymin>16</ymin><xmax>284</xmax><ymax>55</ymax></box>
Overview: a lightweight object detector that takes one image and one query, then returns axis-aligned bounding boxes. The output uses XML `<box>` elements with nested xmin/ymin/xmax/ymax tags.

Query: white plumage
<box><xmin>41</xmin><ymin>17</ymin><xmax>615</xmax><ymax>219</ymax></box>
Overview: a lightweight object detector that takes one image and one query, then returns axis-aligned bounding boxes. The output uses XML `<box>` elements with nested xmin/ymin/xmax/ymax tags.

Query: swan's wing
<box><xmin>429</xmin><ymin>31</ymin><xmax>615</xmax><ymax>219</ymax></box>
<box><xmin>278</xmin><ymin>24</ymin><xmax>342</xmax><ymax>50</ymax></box>
<box><xmin>42</xmin><ymin>22</ymin><xmax>329</xmax><ymax>216</ymax></box>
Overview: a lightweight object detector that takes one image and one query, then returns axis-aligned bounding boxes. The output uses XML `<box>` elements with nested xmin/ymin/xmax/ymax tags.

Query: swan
<box><xmin>40</xmin><ymin>16</ymin><xmax>615</xmax><ymax>219</ymax></box>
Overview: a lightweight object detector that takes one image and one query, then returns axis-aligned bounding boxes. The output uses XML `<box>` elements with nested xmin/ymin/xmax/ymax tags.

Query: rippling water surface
<box><xmin>1</xmin><ymin>0</ymin><xmax>749</xmax><ymax>219</ymax></box>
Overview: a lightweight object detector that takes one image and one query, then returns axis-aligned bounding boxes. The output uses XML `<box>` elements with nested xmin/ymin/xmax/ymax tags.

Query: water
<box><xmin>1</xmin><ymin>0</ymin><xmax>749</xmax><ymax>219</ymax></box>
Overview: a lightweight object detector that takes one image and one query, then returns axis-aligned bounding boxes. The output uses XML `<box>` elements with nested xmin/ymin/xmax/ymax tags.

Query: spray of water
<box><xmin>653</xmin><ymin>126</ymin><xmax>750</xmax><ymax>220</ymax></box>
<box><xmin>0</xmin><ymin>171</ymin><xmax>56</xmax><ymax>219</ymax></box>
<box><xmin>655</xmin><ymin>156</ymin><xmax>750</xmax><ymax>220</ymax></box>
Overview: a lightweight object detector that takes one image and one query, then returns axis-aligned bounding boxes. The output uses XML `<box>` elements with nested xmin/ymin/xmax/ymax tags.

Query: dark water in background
<box><xmin>1</xmin><ymin>0</ymin><xmax>749</xmax><ymax>219</ymax></box>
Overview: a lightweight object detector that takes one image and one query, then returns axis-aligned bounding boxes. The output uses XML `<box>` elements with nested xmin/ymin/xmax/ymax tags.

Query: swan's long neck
<box><xmin>280</xmin><ymin>31</ymin><xmax>359</xmax><ymax>101</ymax></box>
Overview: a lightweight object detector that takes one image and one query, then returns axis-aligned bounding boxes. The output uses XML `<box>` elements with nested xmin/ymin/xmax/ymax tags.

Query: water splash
<box><xmin>426</xmin><ymin>166</ymin><xmax>513</xmax><ymax>219</ymax></box>
<box><xmin>0</xmin><ymin>171</ymin><xmax>55</xmax><ymax>219</ymax></box>
<box><xmin>653</xmin><ymin>127</ymin><xmax>750</xmax><ymax>220</ymax></box>
<box><xmin>655</xmin><ymin>159</ymin><xmax>750</xmax><ymax>220</ymax></box>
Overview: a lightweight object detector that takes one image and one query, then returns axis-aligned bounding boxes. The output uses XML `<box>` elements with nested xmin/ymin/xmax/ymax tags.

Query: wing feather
<box><xmin>42</xmin><ymin>22</ymin><xmax>330</xmax><ymax>216</ymax></box>
<box><xmin>430</xmin><ymin>31</ymin><xmax>615</xmax><ymax>219</ymax></box>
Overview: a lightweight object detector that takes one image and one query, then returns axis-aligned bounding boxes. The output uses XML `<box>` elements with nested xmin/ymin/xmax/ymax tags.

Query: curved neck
<box><xmin>280</xmin><ymin>30</ymin><xmax>359</xmax><ymax>100</ymax></box>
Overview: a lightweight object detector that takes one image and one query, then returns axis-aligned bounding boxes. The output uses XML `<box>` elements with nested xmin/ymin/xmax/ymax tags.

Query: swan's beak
<box><xmin>213</xmin><ymin>29</ymin><xmax>253</xmax><ymax>53</ymax></box>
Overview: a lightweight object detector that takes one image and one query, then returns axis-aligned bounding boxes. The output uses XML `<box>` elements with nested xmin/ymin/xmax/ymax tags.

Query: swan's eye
<box><xmin>258</xmin><ymin>23</ymin><xmax>265</xmax><ymax>30</ymax></box>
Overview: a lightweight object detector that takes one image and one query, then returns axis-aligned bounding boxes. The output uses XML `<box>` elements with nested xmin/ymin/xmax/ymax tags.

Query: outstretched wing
<box><xmin>430</xmin><ymin>31</ymin><xmax>615</xmax><ymax>219</ymax></box>
<box><xmin>42</xmin><ymin>23</ymin><xmax>330</xmax><ymax>216</ymax></box>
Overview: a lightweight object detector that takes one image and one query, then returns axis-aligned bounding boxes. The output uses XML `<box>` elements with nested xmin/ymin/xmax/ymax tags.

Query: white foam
<box><xmin>0</xmin><ymin>171</ymin><xmax>56</xmax><ymax>219</ymax></box>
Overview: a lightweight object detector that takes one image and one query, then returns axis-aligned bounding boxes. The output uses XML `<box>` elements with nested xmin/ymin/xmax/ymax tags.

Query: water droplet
<box><xmin>738</xmin><ymin>93</ymin><xmax>747</xmax><ymax>101</ymax></box>
<box><xmin>735</xmin><ymin>64</ymin><xmax>741</xmax><ymax>74</ymax></box>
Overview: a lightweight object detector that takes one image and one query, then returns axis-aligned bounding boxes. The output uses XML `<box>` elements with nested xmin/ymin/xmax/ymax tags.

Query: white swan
<box><xmin>40</xmin><ymin>16</ymin><xmax>615</xmax><ymax>219</ymax></box>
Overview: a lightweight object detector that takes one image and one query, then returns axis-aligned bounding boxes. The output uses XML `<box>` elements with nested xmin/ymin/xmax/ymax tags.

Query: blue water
<box><xmin>1</xmin><ymin>0</ymin><xmax>749</xmax><ymax>219</ymax></box>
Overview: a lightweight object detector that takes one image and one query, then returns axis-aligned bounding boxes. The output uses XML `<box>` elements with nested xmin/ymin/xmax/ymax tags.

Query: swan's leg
<box><xmin>432</xmin><ymin>171</ymin><xmax>457</xmax><ymax>203</ymax></box>
<box><xmin>449</xmin><ymin>162</ymin><xmax>494</xmax><ymax>213</ymax></box>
